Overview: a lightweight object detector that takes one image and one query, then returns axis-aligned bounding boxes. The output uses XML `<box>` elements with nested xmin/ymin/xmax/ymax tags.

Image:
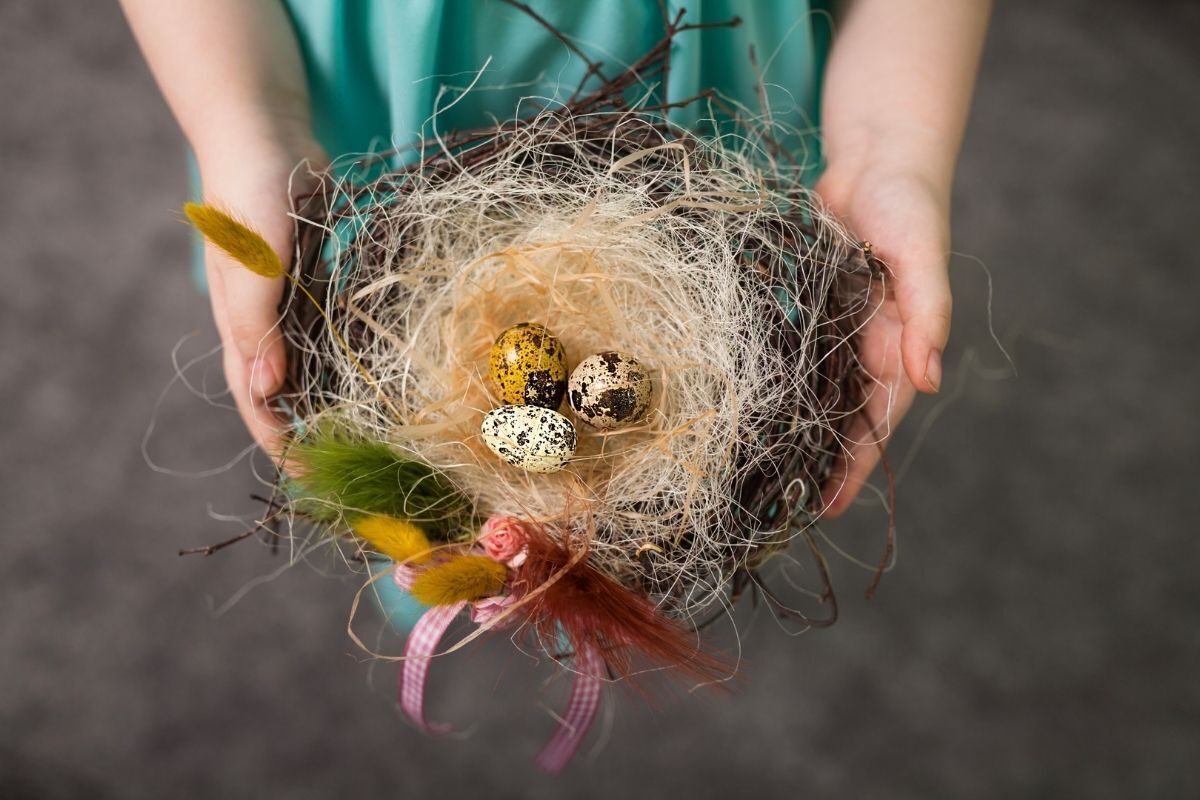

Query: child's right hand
<box><xmin>119</xmin><ymin>0</ymin><xmax>323</xmax><ymax>457</ymax></box>
<box><xmin>195</xmin><ymin>128</ymin><xmax>327</xmax><ymax>457</ymax></box>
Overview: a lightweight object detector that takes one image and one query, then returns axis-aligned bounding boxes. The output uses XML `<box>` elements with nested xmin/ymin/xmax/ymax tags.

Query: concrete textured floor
<box><xmin>2</xmin><ymin>1</ymin><xmax>1197</xmax><ymax>798</ymax></box>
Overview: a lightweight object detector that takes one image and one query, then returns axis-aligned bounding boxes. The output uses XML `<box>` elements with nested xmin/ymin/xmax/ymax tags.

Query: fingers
<box><xmin>204</xmin><ymin>243</ymin><xmax>287</xmax><ymax>457</ymax></box>
<box><xmin>819</xmin><ymin>300</ymin><xmax>914</xmax><ymax>518</ymax></box>
<box><xmin>222</xmin><ymin>262</ymin><xmax>286</xmax><ymax>396</ymax></box>
<box><xmin>820</xmin><ymin>248</ymin><xmax>945</xmax><ymax>514</ymax></box>
<box><xmin>223</xmin><ymin>342</ymin><xmax>287</xmax><ymax>458</ymax></box>
<box><xmin>821</xmin><ymin>377</ymin><xmax>916</xmax><ymax>519</ymax></box>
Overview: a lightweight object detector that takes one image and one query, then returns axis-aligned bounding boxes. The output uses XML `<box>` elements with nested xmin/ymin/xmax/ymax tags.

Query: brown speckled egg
<box><xmin>488</xmin><ymin>322</ymin><xmax>568</xmax><ymax>408</ymax></box>
<box><xmin>480</xmin><ymin>405</ymin><xmax>577</xmax><ymax>473</ymax></box>
<box><xmin>568</xmin><ymin>351</ymin><xmax>653</xmax><ymax>430</ymax></box>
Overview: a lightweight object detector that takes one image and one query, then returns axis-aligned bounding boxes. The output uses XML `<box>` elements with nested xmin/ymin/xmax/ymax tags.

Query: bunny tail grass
<box><xmin>409</xmin><ymin>555</ymin><xmax>508</xmax><ymax>606</ymax></box>
<box><xmin>351</xmin><ymin>515</ymin><xmax>434</xmax><ymax>565</ymax></box>
<box><xmin>183</xmin><ymin>202</ymin><xmax>284</xmax><ymax>278</ymax></box>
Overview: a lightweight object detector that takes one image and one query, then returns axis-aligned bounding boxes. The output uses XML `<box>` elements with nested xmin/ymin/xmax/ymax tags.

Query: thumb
<box><xmin>894</xmin><ymin>239</ymin><xmax>952</xmax><ymax>395</ymax></box>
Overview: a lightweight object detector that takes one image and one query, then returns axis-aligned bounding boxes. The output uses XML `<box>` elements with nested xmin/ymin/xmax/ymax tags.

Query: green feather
<box><xmin>289</xmin><ymin>426</ymin><xmax>475</xmax><ymax>539</ymax></box>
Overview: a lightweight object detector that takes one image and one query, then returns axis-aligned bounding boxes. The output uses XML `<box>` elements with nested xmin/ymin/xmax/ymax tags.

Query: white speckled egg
<box><xmin>481</xmin><ymin>405</ymin><xmax>577</xmax><ymax>473</ymax></box>
<box><xmin>568</xmin><ymin>351</ymin><xmax>653</xmax><ymax>430</ymax></box>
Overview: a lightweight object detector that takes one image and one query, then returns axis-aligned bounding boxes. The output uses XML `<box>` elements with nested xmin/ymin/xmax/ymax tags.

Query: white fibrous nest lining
<box><xmin>282</xmin><ymin>109</ymin><xmax>875</xmax><ymax>620</ymax></box>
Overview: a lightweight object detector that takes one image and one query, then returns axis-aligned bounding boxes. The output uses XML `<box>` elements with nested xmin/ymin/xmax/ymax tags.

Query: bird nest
<box><xmin>276</xmin><ymin>48</ymin><xmax>878</xmax><ymax>622</ymax></box>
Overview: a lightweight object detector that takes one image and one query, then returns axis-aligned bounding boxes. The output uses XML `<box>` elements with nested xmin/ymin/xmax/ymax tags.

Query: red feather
<box><xmin>509</xmin><ymin>525</ymin><xmax>733</xmax><ymax>692</ymax></box>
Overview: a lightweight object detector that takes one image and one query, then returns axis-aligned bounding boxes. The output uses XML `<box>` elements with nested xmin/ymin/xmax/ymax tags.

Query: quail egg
<box><xmin>568</xmin><ymin>351</ymin><xmax>653</xmax><ymax>430</ymax></box>
<box><xmin>488</xmin><ymin>322</ymin><xmax>568</xmax><ymax>408</ymax></box>
<box><xmin>481</xmin><ymin>404</ymin><xmax>577</xmax><ymax>473</ymax></box>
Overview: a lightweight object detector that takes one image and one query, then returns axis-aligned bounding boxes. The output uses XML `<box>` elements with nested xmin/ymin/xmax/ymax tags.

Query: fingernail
<box><xmin>248</xmin><ymin>357</ymin><xmax>278</xmax><ymax>398</ymax></box>
<box><xmin>924</xmin><ymin>349</ymin><xmax>943</xmax><ymax>393</ymax></box>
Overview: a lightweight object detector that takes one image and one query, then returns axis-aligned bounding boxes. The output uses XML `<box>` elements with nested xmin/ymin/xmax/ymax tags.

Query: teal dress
<box><xmin>275</xmin><ymin>0</ymin><xmax>833</xmax><ymax>629</ymax></box>
<box><xmin>284</xmin><ymin>0</ymin><xmax>831</xmax><ymax>169</ymax></box>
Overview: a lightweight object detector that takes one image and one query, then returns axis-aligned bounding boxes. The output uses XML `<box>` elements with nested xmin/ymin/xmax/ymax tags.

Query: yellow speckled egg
<box><xmin>488</xmin><ymin>322</ymin><xmax>568</xmax><ymax>408</ymax></box>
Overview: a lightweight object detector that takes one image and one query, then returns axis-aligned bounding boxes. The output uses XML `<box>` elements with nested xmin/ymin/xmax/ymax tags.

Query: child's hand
<box><xmin>195</xmin><ymin>131</ymin><xmax>327</xmax><ymax>457</ymax></box>
<box><xmin>119</xmin><ymin>0</ymin><xmax>323</xmax><ymax>457</ymax></box>
<box><xmin>812</xmin><ymin>0</ymin><xmax>991</xmax><ymax>515</ymax></box>
<box><xmin>816</xmin><ymin>156</ymin><xmax>952</xmax><ymax>517</ymax></box>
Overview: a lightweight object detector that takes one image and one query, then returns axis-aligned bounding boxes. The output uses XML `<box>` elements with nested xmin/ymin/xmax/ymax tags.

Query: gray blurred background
<box><xmin>2</xmin><ymin>1</ymin><xmax>1197</xmax><ymax>798</ymax></box>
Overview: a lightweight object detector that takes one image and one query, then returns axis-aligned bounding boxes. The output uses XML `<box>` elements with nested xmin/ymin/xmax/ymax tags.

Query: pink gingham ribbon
<box><xmin>395</xmin><ymin>564</ymin><xmax>519</xmax><ymax>734</ymax></box>
<box><xmin>393</xmin><ymin>564</ymin><xmax>606</xmax><ymax>771</ymax></box>
<box><xmin>399</xmin><ymin>599</ymin><xmax>466</xmax><ymax>733</ymax></box>
<box><xmin>534</xmin><ymin>643</ymin><xmax>605</xmax><ymax>774</ymax></box>
<box><xmin>392</xmin><ymin>564</ymin><xmax>418</xmax><ymax>591</ymax></box>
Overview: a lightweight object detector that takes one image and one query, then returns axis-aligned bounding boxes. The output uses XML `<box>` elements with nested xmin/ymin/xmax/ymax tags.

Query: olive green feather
<box><xmin>289</xmin><ymin>426</ymin><xmax>475</xmax><ymax>539</ymax></box>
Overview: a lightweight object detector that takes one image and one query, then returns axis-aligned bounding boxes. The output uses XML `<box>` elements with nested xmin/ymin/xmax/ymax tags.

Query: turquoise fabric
<box><xmin>283</xmin><ymin>0</ymin><xmax>832</xmax><ymax>169</ymax></box>
<box><xmin>371</xmin><ymin>561</ymin><xmax>429</xmax><ymax>632</ymax></box>
<box><xmin>191</xmin><ymin>2</ymin><xmax>832</xmax><ymax>285</ymax></box>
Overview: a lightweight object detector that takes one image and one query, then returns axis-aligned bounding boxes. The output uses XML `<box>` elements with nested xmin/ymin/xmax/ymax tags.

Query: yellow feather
<box><xmin>183</xmin><ymin>202</ymin><xmax>284</xmax><ymax>278</ymax></box>
<box><xmin>351</xmin><ymin>515</ymin><xmax>433</xmax><ymax>565</ymax></box>
<box><xmin>410</xmin><ymin>555</ymin><xmax>508</xmax><ymax>606</ymax></box>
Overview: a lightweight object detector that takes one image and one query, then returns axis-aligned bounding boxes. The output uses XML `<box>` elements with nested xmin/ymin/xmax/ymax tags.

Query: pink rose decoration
<box><xmin>479</xmin><ymin>515</ymin><xmax>529</xmax><ymax>567</ymax></box>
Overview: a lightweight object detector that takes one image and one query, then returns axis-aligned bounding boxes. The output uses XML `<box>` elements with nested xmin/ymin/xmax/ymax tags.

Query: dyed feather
<box><xmin>511</xmin><ymin>526</ymin><xmax>732</xmax><ymax>690</ymax></box>
<box><xmin>351</xmin><ymin>515</ymin><xmax>433</xmax><ymax>565</ymax></box>
<box><xmin>183</xmin><ymin>202</ymin><xmax>284</xmax><ymax>278</ymax></box>
<box><xmin>410</xmin><ymin>555</ymin><xmax>508</xmax><ymax>605</ymax></box>
<box><xmin>290</xmin><ymin>426</ymin><xmax>475</xmax><ymax>538</ymax></box>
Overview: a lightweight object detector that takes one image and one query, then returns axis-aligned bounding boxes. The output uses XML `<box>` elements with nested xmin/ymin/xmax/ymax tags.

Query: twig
<box><xmin>180</xmin><ymin>486</ymin><xmax>285</xmax><ymax>557</ymax></box>
<box><xmin>497</xmin><ymin>0</ymin><xmax>609</xmax><ymax>88</ymax></box>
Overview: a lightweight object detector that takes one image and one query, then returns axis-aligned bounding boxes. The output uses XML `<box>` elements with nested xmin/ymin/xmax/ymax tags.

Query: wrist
<box><xmin>190</xmin><ymin>100</ymin><xmax>318</xmax><ymax>180</ymax></box>
<box><xmin>821</xmin><ymin>122</ymin><xmax>957</xmax><ymax>199</ymax></box>
<box><xmin>192</xmin><ymin>119</ymin><xmax>325</xmax><ymax>252</ymax></box>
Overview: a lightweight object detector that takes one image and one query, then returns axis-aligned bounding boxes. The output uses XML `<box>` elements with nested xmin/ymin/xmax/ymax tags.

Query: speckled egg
<box><xmin>481</xmin><ymin>404</ymin><xmax>577</xmax><ymax>473</ymax></box>
<box><xmin>488</xmin><ymin>322</ymin><xmax>568</xmax><ymax>409</ymax></box>
<box><xmin>568</xmin><ymin>351</ymin><xmax>653</xmax><ymax>430</ymax></box>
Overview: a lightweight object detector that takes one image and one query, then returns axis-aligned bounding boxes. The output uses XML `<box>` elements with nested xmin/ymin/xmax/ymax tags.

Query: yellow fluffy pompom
<box><xmin>183</xmin><ymin>202</ymin><xmax>284</xmax><ymax>278</ymax></box>
<box><xmin>351</xmin><ymin>515</ymin><xmax>434</xmax><ymax>565</ymax></box>
<box><xmin>410</xmin><ymin>555</ymin><xmax>508</xmax><ymax>606</ymax></box>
